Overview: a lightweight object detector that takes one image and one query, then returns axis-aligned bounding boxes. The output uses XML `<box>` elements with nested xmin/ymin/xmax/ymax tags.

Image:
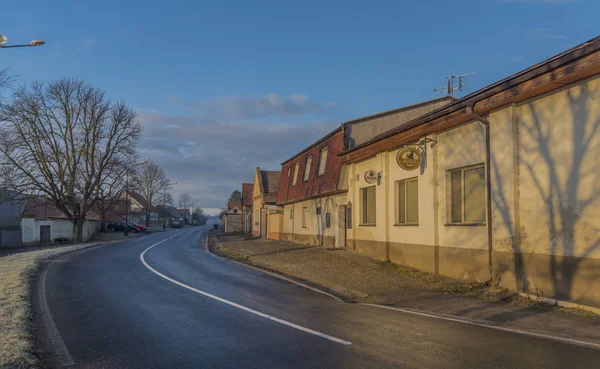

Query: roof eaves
<box><xmin>280</xmin><ymin>126</ymin><xmax>342</xmax><ymax>165</ymax></box>
<box><xmin>339</xmin><ymin>35</ymin><xmax>600</xmax><ymax>157</ymax></box>
<box><xmin>343</xmin><ymin>96</ymin><xmax>456</xmax><ymax>126</ymax></box>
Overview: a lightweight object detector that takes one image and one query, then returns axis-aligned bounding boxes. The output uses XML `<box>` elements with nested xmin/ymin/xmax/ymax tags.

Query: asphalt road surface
<box><xmin>36</xmin><ymin>226</ymin><xmax>600</xmax><ymax>368</ymax></box>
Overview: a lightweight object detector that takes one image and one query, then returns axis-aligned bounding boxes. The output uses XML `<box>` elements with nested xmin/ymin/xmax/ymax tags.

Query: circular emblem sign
<box><xmin>364</xmin><ymin>170</ymin><xmax>378</xmax><ymax>184</ymax></box>
<box><xmin>396</xmin><ymin>147</ymin><xmax>422</xmax><ymax>171</ymax></box>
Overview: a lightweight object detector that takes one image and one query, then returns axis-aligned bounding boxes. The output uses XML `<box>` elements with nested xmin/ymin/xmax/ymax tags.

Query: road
<box><xmin>36</xmin><ymin>226</ymin><xmax>600</xmax><ymax>369</ymax></box>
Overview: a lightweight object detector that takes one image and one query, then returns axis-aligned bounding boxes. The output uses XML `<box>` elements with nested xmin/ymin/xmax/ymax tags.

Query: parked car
<box><xmin>171</xmin><ymin>221</ymin><xmax>182</xmax><ymax>228</ymax></box>
<box><xmin>127</xmin><ymin>221</ymin><xmax>146</xmax><ymax>232</ymax></box>
<box><xmin>107</xmin><ymin>221</ymin><xmax>140</xmax><ymax>233</ymax></box>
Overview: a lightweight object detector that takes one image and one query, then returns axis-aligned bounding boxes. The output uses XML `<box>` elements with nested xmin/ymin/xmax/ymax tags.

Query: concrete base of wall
<box><xmin>493</xmin><ymin>250</ymin><xmax>600</xmax><ymax>307</ymax></box>
<box><xmin>268</xmin><ymin>232</ymin><xmax>282</xmax><ymax>240</ymax></box>
<box><xmin>349</xmin><ymin>239</ymin><xmax>490</xmax><ymax>282</ymax></box>
<box><xmin>281</xmin><ymin>233</ymin><xmax>335</xmax><ymax>248</ymax></box>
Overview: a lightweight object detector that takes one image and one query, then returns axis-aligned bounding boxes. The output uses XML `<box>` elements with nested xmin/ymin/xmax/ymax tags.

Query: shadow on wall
<box><xmin>518</xmin><ymin>82</ymin><xmax>600</xmax><ymax>301</ymax></box>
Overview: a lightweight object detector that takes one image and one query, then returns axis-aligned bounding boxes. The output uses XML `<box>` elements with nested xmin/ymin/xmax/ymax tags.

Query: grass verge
<box><xmin>0</xmin><ymin>244</ymin><xmax>95</xmax><ymax>369</ymax></box>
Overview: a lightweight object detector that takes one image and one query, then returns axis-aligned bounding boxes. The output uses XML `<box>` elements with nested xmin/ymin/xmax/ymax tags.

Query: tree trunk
<box><xmin>76</xmin><ymin>220</ymin><xmax>84</xmax><ymax>243</ymax></box>
<box><xmin>71</xmin><ymin>218</ymin><xmax>78</xmax><ymax>244</ymax></box>
<box><xmin>99</xmin><ymin>199</ymin><xmax>107</xmax><ymax>233</ymax></box>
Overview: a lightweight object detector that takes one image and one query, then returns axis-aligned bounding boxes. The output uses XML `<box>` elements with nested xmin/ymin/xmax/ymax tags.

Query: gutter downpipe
<box><xmin>467</xmin><ymin>104</ymin><xmax>493</xmax><ymax>283</ymax></box>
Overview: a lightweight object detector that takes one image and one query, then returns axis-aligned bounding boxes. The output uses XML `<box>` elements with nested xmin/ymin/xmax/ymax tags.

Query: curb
<box><xmin>205</xmin><ymin>232</ymin><xmax>350</xmax><ymax>303</ymax></box>
<box><xmin>206</xmin><ymin>232</ymin><xmax>600</xmax><ymax>351</ymax></box>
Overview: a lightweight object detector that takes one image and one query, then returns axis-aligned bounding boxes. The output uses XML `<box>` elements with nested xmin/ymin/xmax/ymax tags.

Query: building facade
<box><xmin>223</xmin><ymin>200</ymin><xmax>243</xmax><ymax>232</ymax></box>
<box><xmin>338</xmin><ymin>37</ymin><xmax>600</xmax><ymax>307</ymax></box>
<box><xmin>252</xmin><ymin>168</ymin><xmax>280</xmax><ymax>238</ymax></box>
<box><xmin>241</xmin><ymin>183</ymin><xmax>253</xmax><ymax>234</ymax></box>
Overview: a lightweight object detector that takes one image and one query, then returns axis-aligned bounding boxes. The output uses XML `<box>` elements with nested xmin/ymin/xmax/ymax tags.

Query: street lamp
<box><xmin>0</xmin><ymin>34</ymin><xmax>46</xmax><ymax>49</ymax></box>
<box><xmin>163</xmin><ymin>181</ymin><xmax>177</xmax><ymax>230</ymax></box>
<box><xmin>124</xmin><ymin>160</ymin><xmax>148</xmax><ymax>236</ymax></box>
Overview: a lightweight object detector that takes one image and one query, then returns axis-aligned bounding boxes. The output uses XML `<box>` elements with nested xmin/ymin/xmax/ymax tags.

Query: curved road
<box><xmin>37</xmin><ymin>226</ymin><xmax>600</xmax><ymax>368</ymax></box>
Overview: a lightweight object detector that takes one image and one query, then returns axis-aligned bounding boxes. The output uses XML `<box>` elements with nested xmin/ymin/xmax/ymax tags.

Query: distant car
<box><xmin>171</xmin><ymin>221</ymin><xmax>182</xmax><ymax>228</ymax></box>
<box><xmin>107</xmin><ymin>221</ymin><xmax>140</xmax><ymax>233</ymax></box>
<box><xmin>127</xmin><ymin>221</ymin><xmax>146</xmax><ymax>232</ymax></box>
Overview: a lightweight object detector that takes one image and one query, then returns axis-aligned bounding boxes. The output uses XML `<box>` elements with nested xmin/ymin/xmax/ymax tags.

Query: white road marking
<box><xmin>140</xmin><ymin>231</ymin><xmax>352</xmax><ymax>346</ymax></box>
<box><xmin>40</xmin><ymin>260</ymin><xmax>75</xmax><ymax>367</ymax></box>
<box><xmin>360</xmin><ymin>303</ymin><xmax>600</xmax><ymax>350</ymax></box>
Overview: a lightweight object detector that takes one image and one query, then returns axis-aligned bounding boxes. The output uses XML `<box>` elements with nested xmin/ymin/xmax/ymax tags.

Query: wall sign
<box><xmin>364</xmin><ymin>170</ymin><xmax>378</xmax><ymax>184</ymax></box>
<box><xmin>396</xmin><ymin>147</ymin><xmax>422</xmax><ymax>171</ymax></box>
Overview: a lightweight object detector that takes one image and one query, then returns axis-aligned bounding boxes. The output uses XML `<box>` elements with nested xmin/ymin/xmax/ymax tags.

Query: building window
<box><xmin>233</xmin><ymin>209</ymin><xmax>238</xmax><ymax>214</ymax></box>
<box><xmin>396</xmin><ymin>178</ymin><xmax>418</xmax><ymax>225</ymax></box>
<box><xmin>317</xmin><ymin>147</ymin><xmax>328</xmax><ymax>176</ymax></box>
<box><xmin>449</xmin><ymin>164</ymin><xmax>486</xmax><ymax>224</ymax></box>
<box><xmin>316</xmin><ymin>207</ymin><xmax>322</xmax><ymax>215</ymax></box>
<box><xmin>290</xmin><ymin>208</ymin><xmax>293</xmax><ymax>219</ymax></box>
<box><xmin>360</xmin><ymin>187</ymin><xmax>376</xmax><ymax>225</ymax></box>
<box><xmin>287</xmin><ymin>167</ymin><xmax>291</xmax><ymax>178</ymax></box>
<box><xmin>303</xmin><ymin>155</ymin><xmax>312</xmax><ymax>181</ymax></box>
<box><xmin>292</xmin><ymin>163</ymin><xmax>300</xmax><ymax>186</ymax></box>
<box><xmin>325</xmin><ymin>213</ymin><xmax>331</xmax><ymax>228</ymax></box>
<box><xmin>302</xmin><ymin>207</ymin><xmax>308</xmax><ymax>228</ymax></box>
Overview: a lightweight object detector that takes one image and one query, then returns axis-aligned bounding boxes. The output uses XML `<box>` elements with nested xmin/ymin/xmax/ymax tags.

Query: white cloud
<box><xmin>135</xmin><ymin>94</ymin><xmax>340</xmax><ymax>208</ymax></box>
<box><xmin>170</xmin><ymin>93</ymin><xmax>333</xmax><ymax>120</ymax></box>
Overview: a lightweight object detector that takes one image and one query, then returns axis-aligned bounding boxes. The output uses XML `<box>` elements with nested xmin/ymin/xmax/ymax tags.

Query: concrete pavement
<box><xmin>34</xmin><ymin>226</ymin><xmax>600</xmax><ymax>368</ymax></box>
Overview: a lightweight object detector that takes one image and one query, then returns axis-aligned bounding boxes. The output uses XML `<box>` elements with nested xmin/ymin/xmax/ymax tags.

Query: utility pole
<box><xmin>433</xmin><ymin>72</ymin><xmax>476</xmax><ymax>98</ymax></box>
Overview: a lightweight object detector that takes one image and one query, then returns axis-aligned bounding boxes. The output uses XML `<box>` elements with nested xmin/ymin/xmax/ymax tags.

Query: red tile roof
<box><xmin>23</xmin><ymin>198</ymin><xmax>101</xmax><ymax>221</ymax></box>
<box><xmin>256</xmin><ymin>168</ymin><xmax>281</xmax><ymax>204</ymax></box>
<box><xmin>242</xmin><ymin>183</ymin><xmax>253</xmax><ymax>207</ymax></box>
<box><xmin>276</xmin><ymin>128</ymin><xmax>345</xmax><ymax>205</ymax></box>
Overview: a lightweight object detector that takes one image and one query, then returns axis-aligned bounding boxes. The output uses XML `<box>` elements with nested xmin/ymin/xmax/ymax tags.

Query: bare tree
<box><xmin>192</xmin><ymin>207</ymin><xmax>206</xmax><ymax>225</ymax></box>
<box><xmin>133</xmin><ymin>160</ymin><xmax>169</xmax><ymax>227</ymax></box>
<box><xmin>93</xmin><ymin>159</ymin><xmax>133</xmax><ymax>232</ymax></box>
<box><xmin>0</xmin><ymin>78</ymin><xmax>141</xmax><ymax>242</ymax></box>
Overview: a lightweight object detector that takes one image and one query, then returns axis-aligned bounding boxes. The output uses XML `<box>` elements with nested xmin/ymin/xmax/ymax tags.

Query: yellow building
<box><xmin>251</xmin><ymin>167</ymin><xmax>281</xmax><ymax>238</ymax></box>
<box><xmin>339</xmin><ymin>36</ymin><xmax>600</xmax><ymax>307</ymax></box>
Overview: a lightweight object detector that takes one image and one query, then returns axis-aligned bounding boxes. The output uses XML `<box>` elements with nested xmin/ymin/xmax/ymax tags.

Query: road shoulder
<box><xmin>209</xmin><ymin>231</ymin><xmax>600</xmax><ymax>348</ymax></box>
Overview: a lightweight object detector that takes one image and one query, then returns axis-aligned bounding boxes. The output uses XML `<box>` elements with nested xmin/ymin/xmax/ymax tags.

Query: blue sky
<box><xmin>1</xmin><ymin>0</ymin><xmax>597</xmax><ymax>211</ymax></box>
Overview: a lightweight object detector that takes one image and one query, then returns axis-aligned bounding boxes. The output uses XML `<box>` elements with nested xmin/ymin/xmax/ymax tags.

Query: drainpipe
<box><xmin>466</xmin><ymin>104</ymin><xmax>493</xmax><ymax>283</ymax></box>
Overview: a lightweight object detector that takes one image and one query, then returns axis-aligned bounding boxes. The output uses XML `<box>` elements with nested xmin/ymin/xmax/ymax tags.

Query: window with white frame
<box><xmin>303</xmin><ymin>156</ymin><xmax>312</xmax><ymax>181</ymax></box>
<box><xmin>292</xmin><ymin>163</ymin><xmax>300</xmax><ymax>186</ymax></box>
<box><xmin>302</xmin><ymin>206</ymin><xmax>308</xmax><ymax>228</ymax></box>
<box><xmin>449</xmin><ymin>164</ymin><xmax>486</xmax><ymax>224</ymax></box>
<box><xmin>396</xmin><ymin>178</ymin><xmax>418</xmax><ymax>225</ymax></box>
<box><xmin>317</xmin><ymin>147</ymin><xmax>328</xmax><ymax>176</ymax></box>
<box><xmin>360</xmin><ymin>186</ymin><xmax>376</xmax><ymax>225</ymax></box>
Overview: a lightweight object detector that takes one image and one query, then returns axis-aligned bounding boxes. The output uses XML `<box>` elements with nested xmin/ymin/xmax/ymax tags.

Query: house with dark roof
<box><xmin>241</xmin><ymin>183</ymin><xmax>253</xmax><ymax>233</ymax></box>
<box><xmin>21</xmin><ymin>198</ymin><xmax>100</xmax><ymax>245</ymax></box>
<box><xmin>223</xmin><ymin>199</ymin><xmax>243</xmax><ymax>232</ymax></box>
<box><xmin>274</xmin><ymin>97</ymin><xmax>455</xmax><ymax>248</ymax></box>
<box><xmin>252</xmin><ymin>167</ymin><xmax>281</xmax><ymax>238</ymax></box>
<box><xmin>0</xmin><ymin>191</ymin><xmax>27</xmax><ymax>247</ymax></box>
<box><xmin>123</xmin><ymin>191</ymin><xmax>158</xmax><ymax>225</ymax></box>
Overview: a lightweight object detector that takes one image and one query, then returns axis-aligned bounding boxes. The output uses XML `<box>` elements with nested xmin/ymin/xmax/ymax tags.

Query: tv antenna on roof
<box><xmin>433</xmin><ymin>72</ymin><xmax>476</xmax><ymax>98</ymax></box>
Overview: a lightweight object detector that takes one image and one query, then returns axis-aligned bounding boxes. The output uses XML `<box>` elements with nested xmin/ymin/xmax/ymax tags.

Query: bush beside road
<box><xmin>211</xmin><ymin>232</ymin><xmax>600</xmax><ymax>346</ymax></box>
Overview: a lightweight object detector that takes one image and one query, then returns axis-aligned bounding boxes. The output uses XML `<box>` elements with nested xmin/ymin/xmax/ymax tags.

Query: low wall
<box><xmin>493</xmin><ymin>250</ymin><xmax>600</xmax><ymax>307</ymax></box>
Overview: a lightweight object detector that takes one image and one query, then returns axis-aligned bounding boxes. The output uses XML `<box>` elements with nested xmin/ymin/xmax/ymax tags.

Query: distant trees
<box><xmin>192</xmin><ymin>207</ymin><xmax>207</xmax><ymax>225</ymax></box>
<box><xmin>229</xmin><ymin>189</ymin><xmax>241</xmax><ymax>202</ymax></box>
<box><xmin>0</xmin><ymin>78</ymin><xmax>141</xmax><ymax>242</ymax></box>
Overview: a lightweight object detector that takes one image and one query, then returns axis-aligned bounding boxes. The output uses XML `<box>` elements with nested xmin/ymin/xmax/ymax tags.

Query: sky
<box><xmin>1</xmin><ymin>0</ymin><xmax>597</xmax><ymax>215</ymax></box>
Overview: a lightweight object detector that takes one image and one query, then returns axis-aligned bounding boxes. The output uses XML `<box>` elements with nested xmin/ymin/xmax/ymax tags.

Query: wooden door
<box><xmin>40</xmin><ymin>225</ymin><xmax>51</xmax><ymax>245</ymax></box>
<box><xmin>337</xmin><ymin>206</ymin><xmax>346</xmax><ymax>248</ymax></box>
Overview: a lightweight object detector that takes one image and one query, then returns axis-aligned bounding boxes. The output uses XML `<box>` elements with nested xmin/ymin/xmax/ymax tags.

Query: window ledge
<box><xmin>359</xmin><ymin>224</ymin><xmax>376</xmax><ymax>227</ymax></box>
<box><xmin>444</xmin><ymin>222</ymin><xmax>486</xmax><ymax>227</ymax></box>
<box><xmin>394</xmin><ymin>223</ymin><xmax>419</xmax><ymax>227</ymax></box>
